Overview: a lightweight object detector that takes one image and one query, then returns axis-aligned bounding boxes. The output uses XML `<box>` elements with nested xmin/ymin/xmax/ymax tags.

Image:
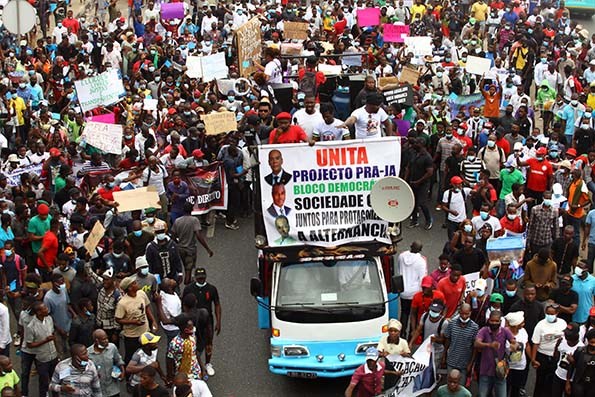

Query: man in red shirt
<box><xmin>410</xmin><ymin>276</ymin><xmax>446</xmax><ymax>332</ymax></box>
<box><xmin>61</xmin><ymin>10</ymin><xmax>80</xmax><ymax>35</ymax></box>
<box><xmin>97</xmin><ymin>175</ymin><xmax>122</xmax><ymax>203</ymax></box>
<box><xmin>436</xmin><ymin>263</ymin><xmax>466</xmax><ymax>318</ymax></box>
<box><xmin>500</xmin><ymin>203</ymin><xmax>525</xmax><ymax>233</ymax></box>
<box><xmin>344</xmin><ymin>348</ymin><xmax>385</xmax><ymax>397</ymax></box>
<box><xmin>297</xmin><ymin>56</ymin><xmax>326</xmax><ymax>101</ymax></box>
<box><xmin>37</xmin><ymin>218</ymin><xmax>60</xmax><ymax>281</ymax></box>
<box><xmin>268</xmin><ymin>112</ymin><xmax>310</xmax><ymax>144</ymax></box>
<box><xmin>517</xmin><ymin>146</ymin><xmax>553</xmax><ymax>202</ymax></box>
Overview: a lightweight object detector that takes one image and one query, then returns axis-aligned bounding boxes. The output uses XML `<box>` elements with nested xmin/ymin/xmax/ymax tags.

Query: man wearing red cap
<box><xmin>440</xmin><ymin>176</ymin><xmax>472</xmax><ymax>240</ymax></box>
<box><xmin>268</xmin><ymin>113</ymin><xmax>310</xmax><ymax>144</ymax></box>
<box><xmin>517</xmin><ymin>146</ymin><xmax>553</xmax><ymax>203</ymax></box>
<box><xmin>28</xmin><ymin>204</ymin><xmax>52</xmax><ymax>278</ymax></box>
<box><xmin>410</xmin><ymin>276</ymin><xmax>446</xmax><ymax>338</ymax></box>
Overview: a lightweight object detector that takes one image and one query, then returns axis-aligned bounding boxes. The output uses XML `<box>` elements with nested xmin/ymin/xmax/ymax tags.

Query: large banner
<box><xmin>183</xmin><ymin>162</ymin><xmax>228</xmax><ymax>215</ymax></box>
<box><xmin>380</xmin><ymin>335</ymin><xmax>438</xmax><ymax>397</ymax></box>
<box><xmin>446</xmin><ymin>92</ymin><xmax>484</xmax><ymax>119</ymax></box>
<box><xmin>75</xmin><ymin>70</ymin><xmax>125</xmax><ymax>112</ymax></box>
<box><xmin>6</xmin><ymin>163</ymin><xmax>43</xmax><ymax>186</ymax></box>
<box><xmin>258</xmin><ymin>138</ymin><xmax>401</xmax><ymax>248</ymax></box>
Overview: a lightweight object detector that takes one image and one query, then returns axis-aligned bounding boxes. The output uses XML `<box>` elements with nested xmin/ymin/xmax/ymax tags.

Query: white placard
<box><xmin>317</xmin><ymin>64</ymin><xmax>343</xmax><ymax>75</ymax></box>
<box><xmin>404</xmin><ymin>36</ymin><xmax>433</xmax><ymax>56</ymax></box>
<box><xmin>465</xmin><ymin>55</ymin><xmax>492</xmax><ymax>76</ymax></box>
<box><xmin>143</xmin><ymin>98</ymin><xmax>158</xmax><ymax>111</ymax></box>
<box><xmin>82</xmin><ymin>121</ymin><xmax>123</xmax><ymax>154</ymax></box>
<box><xmin>201</xmin><ymin>52</ymin><xmax>229</xmax><ymax>81</ymax></box>
<box><xmin>186</xmin><ymin>56</ymin><xmax>203</xmax><ymax>79</ymax></box>
<box><xmin>75</xmin><ymin>70</ymin><xmax>125</xmax><ymax>112</ymax></box>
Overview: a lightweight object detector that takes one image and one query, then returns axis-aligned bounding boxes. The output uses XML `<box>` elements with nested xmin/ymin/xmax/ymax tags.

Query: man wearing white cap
<box><xmin>344</xmin><ymin>347</ymin><xmax>385</xmax><ymax>397</ymax></box>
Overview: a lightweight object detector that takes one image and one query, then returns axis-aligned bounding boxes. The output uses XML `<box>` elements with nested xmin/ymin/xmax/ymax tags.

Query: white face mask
<box><xmin>507</xmin><ymin>214</ymin><xmax>517</xmax><ymax>220</ymax></box>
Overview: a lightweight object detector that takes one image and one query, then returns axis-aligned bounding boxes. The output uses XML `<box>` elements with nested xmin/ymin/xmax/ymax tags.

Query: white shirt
<box><xmin>442</xmin><ymin>188</ymin><xmax>471</xmax><ymax>223</ymax></box>
<box><xmin>555</xmin><ymin>337</ymin><xmax>583</xmax><ymax>380</ymax></box>
<box><xmin>313</xmin><ymin>118</ymin><xmax>349</xmax><ymax>141</ymax></box>
<box><xmin>264</xmin><ymin>59</ymin><xmax>283</xmax><ymax>84</ymax></box>
<box><xmin>293</xmin><ymin>109</ymin><xmax>324</xmax><ymax>140</ymax></box>
<box><xmin>159</xmin><ymin>291</ymin><xmax>181</xmax><ymax>332</ymax></box>
<box><xmin>397</xmin><ymin>250</ymin><xmax>428</xmax><ymax>299</ymax></box>
<box><xmin>201</xmin><ymin>15</ymin><xmax>218</xmax><ymax>35</ymax></box>
<box><xmin>532</xmin><ymin>318</ymin><xmax>567</xmax><ymax>357</ymax></box>
<box><xmin>507</xmin><ymin>328</ymin><xmax>528</xmax><ymax>370</ymax></box>
<box><xmin>52</xmin><ymin>26</ymin><xmax>68</xmax><ymax>43</ymax></box>
<box><xmin>0</xmin><ymin>302</ymin><xmax>12</xmax><ymax>349</ymax></box>
<box><xmin>173</xmin><ymin>379</ymin><xmax>212</xmax><ymax>397</ymax></box>
<box><xmin>471</xmin><ymin>214</ymin><xmax>502</xmax><ymax>238</ymax></box>
<box><xmin>351</xmin><ymin>106</ymin><xmax>389</xmax><ymax>139</ymax></box>
<box><xmin>142</xmin><ymin>165</ymin><xmax>168</xmax><ymax>195</ymax></box>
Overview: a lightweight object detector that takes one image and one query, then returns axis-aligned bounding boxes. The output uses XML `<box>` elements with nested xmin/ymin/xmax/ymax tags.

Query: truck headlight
<box><xmin>355</xmin><ymin>342</ymin><xmax>378</xmax><ymax>354</ymax></box>
<box><xmin>271</xmin><ymin>345</ymin><xmax>282</xmax><ymax>357</ymax></box>
<box><xmin>283</xmin><ymin>345</ymin><xmax>309</xmax><ymax>357</ymax></box>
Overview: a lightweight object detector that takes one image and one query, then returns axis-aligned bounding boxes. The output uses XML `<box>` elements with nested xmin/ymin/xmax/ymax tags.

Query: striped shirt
<box><xmin>460</xmin><ymin>158</ymin><xmax>484</xmax><ymax>185</ymax></box>
<box><xmin>79</xmin><ymin>160</ymin><xmax>111</xmax><ymax>176</ymax></box>
<box><xmin>444</xmin><ymin>316</ymin><xmax>479</xmax><ymax>369</ymax></box>
<box><xmin>49</xmin><ymin>358</ymin><xmax>102</xmax><ymax>397</ymax></box>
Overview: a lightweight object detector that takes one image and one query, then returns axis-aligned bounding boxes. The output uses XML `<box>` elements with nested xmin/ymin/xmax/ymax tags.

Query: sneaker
<box><xmin>425</xmin><ymin>221</ymin><xmax>433</xmax><ymax>230</ymax></box>
<box><xmin>407</xmin><ymin>221</ymin><xmax>419</xmax><ymax>228</ymax></box>
<box><xmin>225</xmin><ymin>223</ymin><xmax>240</xmax><ymax>230</ymax></box>
<box><xmin>205</xmin><ymin>363</ymin><xmax>215</xmax><ymax>376</ymax></box>
<box><xmin>13</xmin><ymin>333</ymin><xmax>21</xmax><ymax>347</ymax></box>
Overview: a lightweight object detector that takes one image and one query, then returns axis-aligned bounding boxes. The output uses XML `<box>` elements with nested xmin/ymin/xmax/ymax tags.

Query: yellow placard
<box><xmin>113</xmin><ymin>186</ymin><xmax>161</xmax><ymax>212</ymax></box>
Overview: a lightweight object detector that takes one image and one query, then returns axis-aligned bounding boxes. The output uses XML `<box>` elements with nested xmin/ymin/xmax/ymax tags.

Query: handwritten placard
<box><xmin>236</xmin><ymin>17</ymin><xmax>262</xmax><ymax>77</ymax></box>
<box><xmin>465</xmin><ymin>55</ymin><xmax>492</xmax><ymax>76</ymax></box>
<box><xmin>404</xmin><ymin>36</ymin><xmax>433</xmax><ymax>56</ymax></box>
<box><xmin>202</xmin><ymin>111</ymin><xmax>237</xmax><ymax>135</ymax></box>
<box><xmin>378</xmin><ymin>76</ymin><xmax>400</xmax><ymax>91</ymax></box>
<box><xmin>113</xmin><ymin>186</ymin><xmax>161</xmax><ymax>212</ymax></box>
<box><xmin>82</xmin><ymin>121</ymin><xmax>123</xmax><ymax>154</ymax></box>
<box><xmin>384</xmin><ymin>24</ymin><xmax>409</xmax><ymax>43</ymax></box>
<box><xmin>357</xmin><ymin>8</ymin><xmax>380</xmax><ymax>27</ymax></box>
<box><xmin>383</xmin><ymin>84</ymin><xmax>414</xmax><ymax>106</ymax></box>
<box><xmin>399</xmin><ymin>67</ymin><xmax>421</xmax><ymax>85</ymax></box>
<box><xmin>84</xmin><ymin>221</ymin><xmax>105</xmax><ymax>255</ymax></box>
<box><xmin>75</xmin><ymin>70</ymin><xmax>125</xmax><ymax>112</ymax></box>
<box><xmin>284</xmin><ymin>21</ymin><xmax>309</xmax><ymax>40</ymax></box>
<box><xmin>280</xmin><ymin>43</ymin><xmax>303</xmax><ymax>56</ymax></box>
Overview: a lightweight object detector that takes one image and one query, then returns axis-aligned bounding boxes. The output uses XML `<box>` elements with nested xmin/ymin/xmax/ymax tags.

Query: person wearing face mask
<box><xmin>504</xmin><ymin>311</ymin><xmax>529</xmax><ymax>397</ymax></box>
<box><xmin>145</xmin><ymin>225</ymin><xmax>183</xmax><ymax>284</ymax></box>
<box><xmin>409</xmin><ymin>301</ymin><xmax>449</xmax><ymax>372</ymax></box>
<box><xmin>550</xmin><ymin>226</ymin><xmax>579</xmax><ymax>277</ymax></box>
<box><xmin>578</xmin><ymin>307</ymin><xmax>595</xmax><ymax>343</ymax></box>
<box><xmin>566</xmin><ymin>168</ymin><xmax>591</xmax><ymax>247</ymax></box>
<box><xmin>549</xmin><ymin>274</ymin><xmax>579</xmax><ymax>325</ymax></box>
<box><xmin>570</xmin><ymin>262</ymin><xmax>595</xmax><ymax>325</ymax></box>
<box><xmin>87</xmin><ymin>329</ymin><xmax>125</xmax><ymax>397</ymax></box>
<box><xmin>429</xmin><ymin>255</ymin><xmax>452</xmax><ymax>289</ymax></box>
<box><xmin>523</xmin><ymin>247</ymin><xmax>558</xmax><ymax>302</ymax></box>
<box><xmin>441</xmin><ymin>303</ymin><xmax>478</xmax><ymax>386</ymax></box>
<box><xmin>141</xmin><ymin>207</ymin><xmax>168</xmax><ymax>235</ymax></box>
<box><xmin>501</xmin><ymin>279</ymin><xmax>521</xmax><ymax>316</ymax></box>
<box><xmin>50</xmin><ymin>343</ymin><xmax>102</xmax><ymax>395</ymax></box>
<box><xmin>43</xmin><ymin>272</ymin><xmax>76</xmax><ymax>361</ymax></box>
<box><xmin>475</xmin><ymin>309</ymin><xmax>517</xmax><ymax>397</ymax></box>
<box><xmin>531</xmin><ymin>303</ymin><xmax>567</xmax><ymax>396</ymax></box>
<box><xmin>566</xmin><ymin>327</ymin><xmax>595</xmax><ymax>396</ymax></box>
<box><xmin>127</xmin><ymin>220</ymin><xmax>155</xmax><ymax>263</ymax></box>
<box><xmin>51</xmin><ymin>252</ymin><xmax>76</xmax><ymax>284</ymax></box>
<box><xmin>464</xmin><ymin>278</ymin><xmax>492</xmax><ymax>328</ymax></box>
<box><xmin>130</xmin><ymin>255</ymin><xmax>158</xmax><ymax>299</ymax></box>
<box><xmin>68</xmin><ymin>298</ymin><xmax>96</xmax><ymax>347</ymax></box>
<box><xmin>499</xmin><ymin>202</ymin><xmax>525</xmax><ymax>234</ymax></box>
<box><xmin>516</xmin><ymin>147</ymin><xmax>553</xmax><ymax>205</ymax></box>
<box><xmin>182</xmin><ymin>268</ymin><xmax>221</xmax><ymax>377</ymax></box>
<box><xmin>440</xmin><ymin>176</ymin><xmax>472</xmax><ymax>240</ymax></box>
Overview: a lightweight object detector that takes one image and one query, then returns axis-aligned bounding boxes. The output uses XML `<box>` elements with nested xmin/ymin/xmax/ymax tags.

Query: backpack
<box><xmin>299</xmin><ymin>70</ymin><xmax>318</xmax><ymax>98</ymax></box>
<box><xmin>421</xmin><ymin>312</ymin><xmax>446</xmax><ymax>339</ymax></box>
<box><xmin>479</xmin><ymin>146</ymin><xmax>504</xmax><ymax>164</ymax></box>
<box><xmin>447</xmin><ymin>188</ymin><xmax>467</xmax><ymax>207</ymax></box>
<box><xmin>0</xmin><ymin>254</ymin><xmax>26</xmax><ymax>289</ymax></box>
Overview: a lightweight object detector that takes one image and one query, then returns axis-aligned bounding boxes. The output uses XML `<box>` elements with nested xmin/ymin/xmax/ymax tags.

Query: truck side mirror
<box><xmin>250</xmin><ymin>277</ymin><xmax>263</xmax><ymax>297</ymax></box>
<box><xmin>391</xmin><ymin>275</ymin><xmax>404</xmax><ymax>294</ymax></box>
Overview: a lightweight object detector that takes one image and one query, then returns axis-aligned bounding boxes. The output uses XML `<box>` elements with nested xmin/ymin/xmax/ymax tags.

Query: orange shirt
<box><xmin>483</xmin><ymin>91</ymin><xmax>502</xmax><ymax>118</ymax></box>
<box><xmin>437</xmin><ymin>275</ymin><xmax>467</xmax><ymax>318</ymax></box>
<box><xmin>567</xmin><ymin>180</ymin><xmax>589</xmax><ymax>219</ymax></box>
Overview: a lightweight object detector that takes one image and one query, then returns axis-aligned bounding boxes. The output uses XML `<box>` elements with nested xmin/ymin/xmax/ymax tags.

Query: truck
<box><xmin>249</xmin><ymin>137</ymin><xmax>403</xmax><ymax>378</ymax></box>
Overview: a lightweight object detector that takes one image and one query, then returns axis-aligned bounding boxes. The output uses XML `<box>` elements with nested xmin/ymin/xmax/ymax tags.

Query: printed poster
<box><xmin>258</xmin><ymin>138</ymin><xmax>401</xmax><ymax>248</ymax></box>
<box><xmin>183</xmin><ymin>162</ymin><xmax>228</xmax><ymax>215</ymax></box>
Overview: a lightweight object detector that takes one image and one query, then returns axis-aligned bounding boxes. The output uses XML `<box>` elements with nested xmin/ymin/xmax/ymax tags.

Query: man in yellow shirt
<box><xmin>471</xmin><ymin>0</ymin><xmax>489</xmax><ymax>24</ymax></box>
<box><xmin>587</xmin><ymin>82</ymin><xmax>595</xmax><ymax>110</ymax></box>
<box><xmin>410</xmin><ymin>0</ymin><xmax>426</xmax><ymax>21</ymax></box>
<box><xmin>8</xmin><ymin>89</ymin><xmax>27</xmax><ymax>144</ymax></box>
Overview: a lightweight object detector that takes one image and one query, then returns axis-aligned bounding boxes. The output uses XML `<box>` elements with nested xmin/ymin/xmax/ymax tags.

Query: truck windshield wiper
<box><xmin>275</xmin><ymin>303</ymin><xmax>333</xmax><ymax>313</ymax></box>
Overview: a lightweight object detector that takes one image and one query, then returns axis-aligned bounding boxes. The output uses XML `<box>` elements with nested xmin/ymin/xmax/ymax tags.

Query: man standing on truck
<box><xmin>344</xmin><ymin>347</ymin><xmax>385</xmax><ymax>397</ymax></box>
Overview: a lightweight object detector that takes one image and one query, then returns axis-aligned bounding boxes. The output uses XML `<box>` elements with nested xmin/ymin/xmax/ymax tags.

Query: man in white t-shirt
<box><xmin>341</xmin><ymin>93</ymin><xmax>393</xmax><ymax>139</ymax></box>
<box><xmin>293</xmin><ymin>96</ymin><xmax>324</xmax><ymax>140</ymax></box>
<box><xmin>313</xmin><ymin>102</ymin><xmax>349</xmax><ymax>141</ymax></box>
<box><xmin>440</xmin><ymin>176</ymin><xmax>472</xmax><ymax>239</ymax></box>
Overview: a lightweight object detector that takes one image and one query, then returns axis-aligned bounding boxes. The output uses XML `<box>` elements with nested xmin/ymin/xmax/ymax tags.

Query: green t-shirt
<box><xmin>436</xmin><ymin>384</ymin><xmax>472</xmax><ymax>397</ymax></box>
<box><xmin>0</xmin><ymin>369</ymin><xmax>20</xmax><ymax>390</ymax></box>
<box><xmin>499</xmin><ymin>169</ymin><xmax>525</xmax><ymax>199</ymax></box>
<box><xmin>65</xmin><ymin>116</ymin><xmax>83</xmax><ymax>143</ymax></box>
<box><xmin>27</xmin><ymin>214</ymin><xmax>52</xmax><ymax>253</ymax></box>
<box><xmin>54</xmin><ymin>176</ymin><xmax>66</xmax><ymax>193</ymax></box>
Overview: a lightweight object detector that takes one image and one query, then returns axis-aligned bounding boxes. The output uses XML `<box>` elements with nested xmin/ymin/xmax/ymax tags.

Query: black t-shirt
<box><xmin>509</xmin><ymin>299</ymin><xmax>545</xmax><ymax>340</ymax></box>
<box><xmin>182</xmin><ymin>283</ymin><xmax>220</xmax><ymax>316</ymax></box>
<box><xmin>408</xmin><ymin>150</ymin><xmax>433</xmax><ymax>182</ymax></box>
<box><xmin>574</xmin><ymin>128</ymin><xmax>594</xmax><ymax>156</ymax></box>
<box><xmin>132</xmin><ymin>384</ymin><xmax>169</xmax><ymax>397</ymax></box>
<box><xmin>501</xmin><ymin>293</ymin><xmax>521</xmax><ymax>316</ymax></box>
<box><xmin>452</xmin><ymin>248</ymin><xmax>486</xmax><ymax>275</ymax></box>
<box><xmin>549</xmin><ymin>288</ymin><xmax>579</xmax><ymax>324</ymax></box>
<box><xmin>444</xmin><ymin>155</ymin><xmax>462</xmax><ymax>182</ymax></box>
<box><xmin>550</xmin><ymin>238</ymin><xmax>579</xmax><ymax>274</ymax></box>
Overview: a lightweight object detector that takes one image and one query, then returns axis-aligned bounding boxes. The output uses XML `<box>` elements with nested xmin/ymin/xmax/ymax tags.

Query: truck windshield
<box><xmin>275</xmin><ymin>259</ymin><xmax>385</xmax><ymax>323</ymax></box>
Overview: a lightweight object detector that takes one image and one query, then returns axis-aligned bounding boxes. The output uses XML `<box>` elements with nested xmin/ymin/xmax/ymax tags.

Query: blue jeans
<box><xmin>479</xmin><ymin>375</ymin><xmax>507</xmax><ymax>397</ymax></box>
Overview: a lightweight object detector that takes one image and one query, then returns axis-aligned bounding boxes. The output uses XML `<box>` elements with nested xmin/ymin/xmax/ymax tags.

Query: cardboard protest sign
<box><xmin>383</xmin><ymin>85</ymin><xmax>414</xmax><ymax>106</ymax></box>
<box><xmin>82</xmin><ymin>122</ymin><xmax>123</xmax><ymax>155</ymax></box>
<box><xmin>284</xmin><ymin>21</ymin><xmax>309</xmax><ymax>40</ymax></box>
<box><xmin>356</xmin><ymin>8</ymin><xmax>380</xmax><ymax>27</ymax></box>
<box><xmin>280</xmin><ymin>43</ymin><xmax>303</xmax><ymax>56</ymax></box>
<box><xmin>84</xmin><ymin>221</ymin><xmax>106</xmax><ymax>255</ymax></box>
<box><xmin>378</xmin><ymin>76</ymin><xmax>400</xmax><ymax>91</ymax></box>
<box><xmin>465</xmin><ymin>55</ymin><xmax>492</xmax><ymax>76</ymax></box>
<box><xmin>161</xmin><ymin>2</ymin><xmax>184</xmax><ymax>19</ymax></box>
<box><xmin>202</xmin><ymin>111</ymin><xmax>237</xmax><ymax>135</ymax></box>
<box><xmin>236</xmin><ymin>17</ymin><xmax>262</xmax><ymax>77</ymax></box>
<box><xmin>258</xmin><ymin>138</ymin><xmax>401</xmax><ymax>248</ymax></box>
<box><xmin>113</xmin><ymin>186</ymin><xmax>161</xmax><ymax>212</ymax></box>
<box><xmin>75</xmin><ymin>70</ymin><xmax>125</xmax><ymax>112</ymax></box>
<box><xmin>399</xmin><ymin>67</ymin><xmax>421</xmax><ymax>85</ymax></box>
<box><xmin>143</xmin><ymin>99</ymin><xmax>158</xmax><ymax>111</ymax></box>
<box><xmin>384</xmin><ymin>24</ymin><xmax>409</xmax><ymax>43</ymax></box>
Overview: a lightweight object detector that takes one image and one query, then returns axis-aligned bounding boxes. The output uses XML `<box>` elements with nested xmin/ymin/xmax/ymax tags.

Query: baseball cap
<box><xmin>119</xmin><ymin>276</ymin><xmax>135</xmax><ymax>291</ymax></box>
<box><xmin>140</xmin><ymin>332</ymin><xmax>161</xmax><ymax>345</ymax></box>
<box><xmin>37</xmin><ymin>203</ymin><xmax>50</xmax><ymax>215</ymax></box>
<box><xmin>536</xmin><ymin>147</ymin><xmax>547</xmax><ymax>156</ymax></box>
<box><xmin>145</xmin><ymin>207</ymin><xmax>157</xmax><ymax>214</ymax></box>
<box><xmin>490</xmin><ymin>293</ymin><xmax>504</xmax><ymax>303</ymax></box>
<box><xmin>429</xmin><ymin>302</ymin><xmax>444</xmax><ymax>313</ymax></box>
<box><xmin>565</xmin><ymin>148</ymin><xmax>577</xmax><ymax>157</ymax></box>
<box><xmin>135</xmin><ymin>256</ymin><xmax>149</xmax><ymax>269</ymax></box>
<box><xmin>421</xmin><ymin>275</ymin><xmax>433</xmax><ymax>288</ymax></box>
<box><xmin>365</xmin><ymin>347</ymin><xmax>379</xmax><ymax>361</ymax></box>
<box><xmin>475</xmin><ymin>278</ymin><xmax>487</xmax><ymax>292</ymax></box>
<box><xmin>192</xmin><ymin>149</ymin><xmax>204</xmax><ymax>158</ymax></box>
<box><xmin>276</xmin><ymin>112</ymin><xmax>291</xmax><ymax>121</ymax></box>
<box><xmin>450</xmin><ymin>176</ymin><xmax>463</xmax><ymax>185</ymax></box>
<box><xmin>49</xmin><ymin>148</ymin><xmax>61</xmax><ymax>157</ymax></box>
<box><xmin>195</xmin><ymin>267</ymin><xmax>207</xmax><ymax>278</ymax></box>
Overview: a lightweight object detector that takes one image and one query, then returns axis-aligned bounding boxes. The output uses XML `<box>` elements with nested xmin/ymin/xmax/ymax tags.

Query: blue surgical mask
<box><xmin>429</xmin><ymin>311</ymin><xmax>441</xmax><ymax>319</ymax></box>
<box><xmin>59</xmin><ymin>284</ymin><xmax>67</xmax><ymax>292</ymax></box>
<box><xmin>79</xmin><ymin>360</ymin><xmax>88</xmax><ymax>367</ymax></box>
<box><xmin>477</xmin><ymin>289</ymin><xmax>485</xmax><ymax>297</ymax></box>
<box><xmin>228</xmin><ymin>96</ymin><xmax>235</xmax><ymax>102</ymax></box>
<box><xmin>550</xmin><ymin>151</ymin><xmax>558</xmax><ymax>158</ymax></box>
<box><xmin>140</xmin><ymin>267</ymin><xmax>149</xmax><ymax>276</ymax></box>
<box><xmin>487</xmin><ymin>140</ymin><xmax>496</xmax><ymax>148</ymax></box>
<box><xmin>545</xmin><ymin>314</ymin><xmax>557</xmax><ymax>323</ymax></box>
<box><xmin>4</xmin><ymin>249</ymin><xmax>12</xmax><ymax>256</ymax></box>
<box><xmin>244</xmin><ymin>105</ymin><xmax>250</xmax><ymax>112</ymax></box>
<box><xmin>156</xmin><ymin>233</ymin><xmax>167</xmax><ymax>241</ymax></box>
<box><xmin>574</xmin><ymin>266</ymin><xmax>584</xmax><ymax>277</ymax></box>
<box><xmin>543</xmin><ymin>199</ymin><xmax>552</xmax><ymax>207</ymax></box>
<box><xmin>133</xmin><ymin>230</ymin><xmax>142</xmax><ymax>237</ymax></box>
<box><xmin>108</xmin><ymin>182</ymin><xmax>115</xmax><ymax>188</ymax></box>
<box><xmin>85</xmin><ymin>310</ymin><xmax>91</xmax><ymax>316</ymax></box>
<box><xmin>464</xmin><ymin>224</ymin><xmax>473</xmax><ymax>233</ymax></box>
<box><xmin>505</xmin><ymin>290</ymin><xmax>517</xmax><ymax>297</ymax></box>
<box><xmin>112</xmin><ymin>252</ymin><xmax>123</xmax><ymax>258</ymax></box>
<box><xmin>480</xmin><ymin>211</ymin><xmax>489</xmax><ymax>220</ymax></box>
